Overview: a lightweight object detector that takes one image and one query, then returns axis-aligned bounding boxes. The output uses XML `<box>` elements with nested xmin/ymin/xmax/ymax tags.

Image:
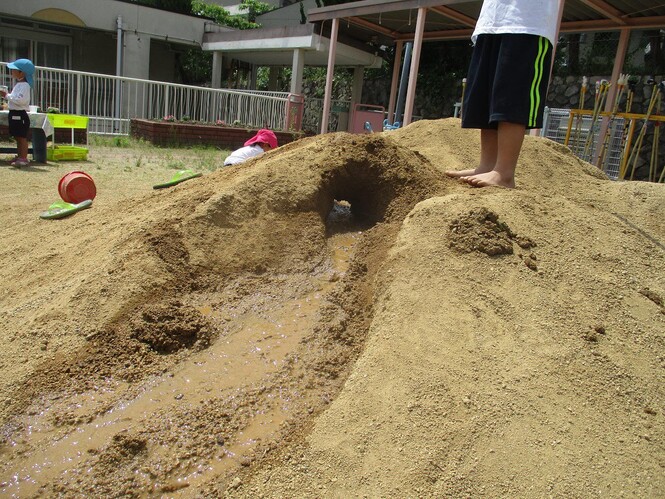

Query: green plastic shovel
<box><xmin>40</xmin><ymin>199</ymin><xmax>93</xmax><ymax>220</ymax></box>
<box><xmin>153</xmin><ymin>169</ymin><xmax>202</xmax><ymax>189</ymax></box>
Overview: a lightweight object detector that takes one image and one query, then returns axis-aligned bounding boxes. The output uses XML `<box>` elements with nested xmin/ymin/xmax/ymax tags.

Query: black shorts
<box><xmin>462</xmin><ymin>34</ymin><xmax>553</xmax><ymax>130</ymax></box>
<box><xmin>8</xmin><ymin>110</ymin><xmax>30</xmax><ymax>138</ymax></box>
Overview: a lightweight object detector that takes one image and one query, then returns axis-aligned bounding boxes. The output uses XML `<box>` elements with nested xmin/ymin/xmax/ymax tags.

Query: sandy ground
<box><xmin>0</xmin><ymin>120</ymin><xmax>663</xmax><ymax>497</ymax></box>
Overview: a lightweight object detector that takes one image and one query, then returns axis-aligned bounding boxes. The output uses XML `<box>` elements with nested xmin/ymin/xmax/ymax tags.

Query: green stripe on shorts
<box><xmin>529</xmin><ymin>36</ymin><xmax>548</xmax><ymax>127</ymax></box>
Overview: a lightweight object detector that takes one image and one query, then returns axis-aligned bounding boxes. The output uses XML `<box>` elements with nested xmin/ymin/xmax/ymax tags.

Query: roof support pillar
<box><xmin>351</xmin><ymin>66</ymin><xmax>364</xmax><ymax>106</ymax></box>
<box><xmin>268</xmin><ymin>66</ymin><xmax>279</xmax><ymax>91</ymax></box>
<box><xmin>321</xmin><ymin>17</ymin><xmax>339</xmax><ymax>134</ymax></box>
<box><xmin>551</xmin><ymin>0</ymin><xmax>566</xmax><ymax>82</ymax></box>
<box><xmin>594</xmin><ymin>26</ymin><xmax>630</xmax><ymax>167</ymax></box>
<box><xmin>337</xmin><ymin>67</ymin><xmax>365</xmax><ymax>133</ymax></box>
<box><xmin>605</xmin><ymin>27</ymin><xmax>630</xmax><ymax>113</ymax></box>
<box><xmin>290</xmin><ymin>48</ymin><xmax>305</xmax><ymax>95</ymax></box>
<box><xmin>403</xmin><ymin>7</ymin><xmax>426</xmax><ymax>126</ymax></box>
<box><xmin>212</xmin><ymin>51</ymin><xmax>223</xmax><ymax>89</ymax></box>
<box><xmin>387</xmin><ymin>40</ymin><xmax>403</xmax><ymax>125</ymax></box>
<box><xmin>249</xmin><ymin>64</ymin><xmax>257</xmax><ymax>90</ymax></box>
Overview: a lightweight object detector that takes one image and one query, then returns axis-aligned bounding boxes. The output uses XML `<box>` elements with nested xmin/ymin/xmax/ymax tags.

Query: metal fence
<box><xmin>303</xmin><ymin>97</ymin><xmax>351</xmax><ymax>134</ymax></box>
<box><xmin>1</xmin><ymin>62</ymin><xmax>302</xmax><ymax>135</ymax></box>
<box><xmin>542</xmin><ymin>107</ymin><xmax>626</xmax><ymax>179</ymax></box>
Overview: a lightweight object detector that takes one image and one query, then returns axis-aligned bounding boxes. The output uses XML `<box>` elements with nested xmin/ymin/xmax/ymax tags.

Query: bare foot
<box><xmin>445</xmin><ymin>166</ymin><xmax>492</xmax><ymax>178</ymax></box>
<box><xmin>459</xmin><ymin>171</ymin><xmax>515</xmax><ymax>188</ymax></box>
<box><xmin>445</xmin><ymin>168</ymin><xmax>477</xmax><ymax>178</ymax></box>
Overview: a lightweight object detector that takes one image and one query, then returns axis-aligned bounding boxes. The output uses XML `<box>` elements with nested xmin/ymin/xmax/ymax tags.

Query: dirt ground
<box><xmin>0</xmin><ymin>119</ymin><xmax>663</xmax><ymax>497</ymax></box>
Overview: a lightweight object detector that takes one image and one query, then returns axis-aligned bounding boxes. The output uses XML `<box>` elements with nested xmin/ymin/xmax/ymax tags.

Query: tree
<box><xmin>191</xmin><ymin>0</ymin><xmax>266</xmax><ymax>29</ymax></box>
<box><xmin>238</xmin><ymin>0</ymin><xmax>276</xmax><ymax>23</ymax></box>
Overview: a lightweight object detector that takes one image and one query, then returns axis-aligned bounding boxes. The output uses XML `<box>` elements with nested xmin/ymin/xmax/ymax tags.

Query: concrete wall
<box><xmin>6</xmin><ymin>0</ymin><xmax>210</xmax><ymax>46</ymax></box>
<box><xmin>547</xmin><ymin>75</ymin><xmax>664</xmax><ymax>114</ymax></box>
<box><xmin>257</xmin><ymin>0</ymin><xmax>318</xmax><ymax>28</ymax></box>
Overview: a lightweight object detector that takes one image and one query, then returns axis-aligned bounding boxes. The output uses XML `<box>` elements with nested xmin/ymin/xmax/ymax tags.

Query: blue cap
<box><xmin>7</xmin><ymin>59</ymin><xmax>35</xmax><ymax>87</ymax></box>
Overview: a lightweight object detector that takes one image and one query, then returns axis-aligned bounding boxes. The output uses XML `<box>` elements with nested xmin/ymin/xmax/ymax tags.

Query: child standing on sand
<box><xmin>446</xmin><ymin>0</ymin><xmax>559</xmax><ymax>188</ymax></box>
<box><xmin>0</xmin><ymin>58</ymin><xmax>35</xmax><ymax>167</ymax></box>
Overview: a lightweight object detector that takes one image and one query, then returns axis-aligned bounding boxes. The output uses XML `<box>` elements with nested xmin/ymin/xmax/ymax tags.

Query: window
<box><xmin>1</xmin><ymin>37</ymin><xmax>30</xmax><ymax>63</ymax></box>
<box><xmin>0</xmin><ymin>17</ymin><xmax>71</xmax><ymax>69</ymax></box>
<box><xmin>36</xmin><ymin>42</ymin><xmax>68</xmax><ymax>68</ymax></box>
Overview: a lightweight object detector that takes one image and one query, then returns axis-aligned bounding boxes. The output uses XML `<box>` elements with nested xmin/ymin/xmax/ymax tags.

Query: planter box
<box><xmin>130</xmin><ymin>119</ymin><xmax>304</xmax><ymax>149</ymax></box>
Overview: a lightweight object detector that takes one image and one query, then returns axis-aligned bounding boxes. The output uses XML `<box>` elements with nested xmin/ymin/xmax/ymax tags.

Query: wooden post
<box><xmin>594</xmin><ymin>28</ymin><xmax>630</xmax><ymax>167</ymax></box>
<box><xmin>320</xmin><ymin>18</ymin><xmax>339</xmax><ymax>135</ymax></box>
<box><xmin>387</xmin><ymin>40</ymin><xmax>403</xmax><ymax>125</ymax></box>
<box><xmin>403</xmin><ymin>8</ymin><xmax>426</xmax><ymax>126</ymax></box>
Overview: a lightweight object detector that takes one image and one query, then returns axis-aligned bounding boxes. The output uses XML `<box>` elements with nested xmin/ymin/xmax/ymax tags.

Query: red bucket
<box><xmin>58</xmin><ymin>171</ymin><xmax>96</xmax><ymax>204</ymax></box>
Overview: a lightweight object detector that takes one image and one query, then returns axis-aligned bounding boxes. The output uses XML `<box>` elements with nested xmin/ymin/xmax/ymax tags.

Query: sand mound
<box><xmin>0</xmin><ymin>119</ymin><xmax>663</xmax><ymax>496</ymax></box>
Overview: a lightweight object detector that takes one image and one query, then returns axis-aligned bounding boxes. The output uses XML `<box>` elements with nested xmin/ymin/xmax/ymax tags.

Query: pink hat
<box><xmin>245</xmin><ymin>129</ymin><xmax>278</xmax><ymax>149</ymax></box>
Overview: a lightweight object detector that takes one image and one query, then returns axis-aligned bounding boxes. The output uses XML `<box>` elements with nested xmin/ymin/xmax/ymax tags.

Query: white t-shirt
<box><xmin>223</xmin><ymin>144</ymin><xmax>265</xmax><ymax>166</ymax></box>
<box><xmin>472</xmin><ymin>0</ymin><xmax>559</xmax><ymax>46</ymax></box>
<box><xmin>6</xmin><ymin>81</ymin><xmax>30</xmax><ymax>111</ymax></box>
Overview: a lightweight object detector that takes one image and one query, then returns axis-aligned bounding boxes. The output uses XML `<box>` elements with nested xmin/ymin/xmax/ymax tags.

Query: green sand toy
<box><xmin>40</xmin><ymin>199</ymin><xmax>93</xmax><ymax>220</ymax></box>
<box><xmin>153</xmin><ymin>169</ymin><xmax>202</xmax><ymax>189</ymax></box>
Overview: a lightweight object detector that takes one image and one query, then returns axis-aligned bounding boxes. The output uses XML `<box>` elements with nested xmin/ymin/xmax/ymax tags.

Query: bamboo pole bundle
<box><xmin>617</xmin><ymin>76</ymin><xmax>639</xmax><ymax>178</ymax></box>
<box><xmin>572</xmin><ymin>76</ymin><xmax>588</xmax><ymax>155</ymax></box>
<box><xmin>582</xmin><ymin>80</ymin><xmax>610</xmax><ymax>162</ymax></box>
<box><xmin>627</xmin><ymin>80</ymin><xmax>662</xmax><ymax>180</ymax></box>
<box><xmin>597</xmin><ymin>74</ymin><xmax>628</xmax><ymax>171</ymax></box>
<box><xmin>649</xmin><ymin>91</ymin><xmax>661</xmax><ymax>182</ymax></box>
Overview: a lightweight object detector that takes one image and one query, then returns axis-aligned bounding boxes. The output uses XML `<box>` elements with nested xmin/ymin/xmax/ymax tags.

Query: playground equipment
<box><xmin>350</xmin><ymin>103</ymin><xmax>384</xmax><ymax>134</ymax></box>
<box><xmin>383</xmin><ymin>119</ymin><xmax>401</xmax><ymax>131</ymax></box>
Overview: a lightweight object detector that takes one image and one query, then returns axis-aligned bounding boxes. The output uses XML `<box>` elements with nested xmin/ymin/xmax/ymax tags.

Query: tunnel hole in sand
<box><xmin>0</xmin><ymin>140</ymin><xmax>448</xmax><ymax>495</ymax></box>
<box><xmin>319</xmin><ymin>156</ymin><xmax>407</xmax><ymax>231</ymax></box>
<box><xmin>326</xmin><ymin>199</ymin><xmax>373</xmax><ymax>236</ymax></box>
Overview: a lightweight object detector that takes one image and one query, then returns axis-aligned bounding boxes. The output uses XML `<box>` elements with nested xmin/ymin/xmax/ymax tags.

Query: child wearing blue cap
<box><xmin>1</xmin><ymin>58</ymin><xmax>35</xmax><ymax>167</ymax></box>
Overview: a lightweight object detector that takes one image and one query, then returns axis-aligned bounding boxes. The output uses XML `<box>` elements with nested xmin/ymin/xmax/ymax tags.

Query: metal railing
<box><xmin>1</xmin><ymin>62</ymin><xmax>302</xmax><ymax>135</ymax></box>
<box><xmin>303</xmin><ymin>97</ymin><xmax>351</xmax><ymax>134</ymax></box>
<box><xmin>542</xmin><ymin>107</ymin><xmax>625</xmax><ymax>180</ymax></box>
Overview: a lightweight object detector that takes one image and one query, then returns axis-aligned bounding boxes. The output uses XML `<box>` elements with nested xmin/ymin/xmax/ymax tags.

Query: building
<box><xmin>203</xmin><ymin>0</ymin><xmax>384</xmax><ymax>97</ymax></box>
<box><xmin>0</xmin><ymin>0</ymin><xmax>228</xmax><ymax>82</ymax></box>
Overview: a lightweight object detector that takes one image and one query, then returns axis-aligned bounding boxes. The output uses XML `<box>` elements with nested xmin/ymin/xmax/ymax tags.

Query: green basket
<box><xmin>47</xmin><ymin>145</ymin><xmax>89</xmax><ymax>161</ymax></box>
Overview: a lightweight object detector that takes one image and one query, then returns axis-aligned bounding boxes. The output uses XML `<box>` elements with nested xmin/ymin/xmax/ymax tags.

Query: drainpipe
<box><xmin>115</xmin><ymin>16</ymin><xmax>123</xmax><ymax>132</ymax></box>
<box><xmin>394</xmin><ymin>42</ymin><xmax>412</xmax><ymax>126</ymax></box>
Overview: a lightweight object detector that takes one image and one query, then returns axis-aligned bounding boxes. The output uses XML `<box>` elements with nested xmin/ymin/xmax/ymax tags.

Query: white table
<box><xmin>0</xmin><ymin>111</ymin><xmax>54</xmax><ymax>162</ymax></box>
